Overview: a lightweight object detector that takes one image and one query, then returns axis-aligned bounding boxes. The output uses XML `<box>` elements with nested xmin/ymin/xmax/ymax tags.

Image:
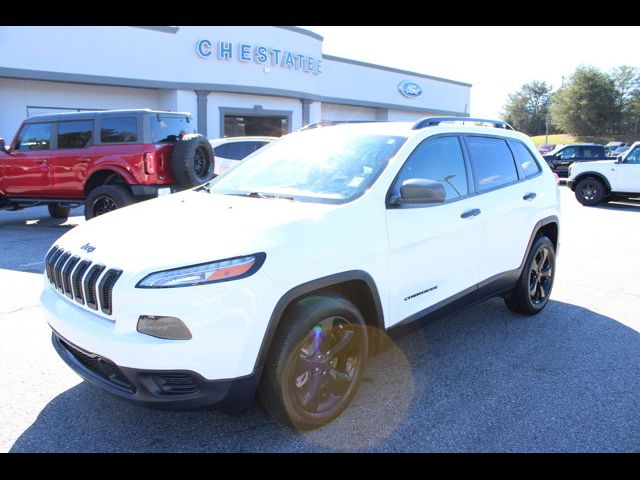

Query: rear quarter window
<box><xmin>507</xmin><ymin>140</ymin><xmax>541</xmax><ymax>178</ymax></box>
<box><xmin>100</xmin><ymin>116</ymin><xmax>138</xmax><ymax>143</ymax></box>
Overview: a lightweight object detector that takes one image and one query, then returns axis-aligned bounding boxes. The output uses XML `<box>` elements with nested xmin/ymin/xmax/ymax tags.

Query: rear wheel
<box><xmin>504</xmin><ymin>235</ymin><xmax>555</xmax><ymax>315</ymax></box>
<box><xmin>575</xmin><ymin>177</ymin><xmax>605</xmax><ymax>206</ymax></box>
<box><xmin>47</xmin><ymin>204</ymin><xmax>70</xmax><ymax>219</ymax></box>
<box><xmin>84</xmin><ymin>185</ymin><xmax>136</xmax><ymax>220</ymax></box>
<box><xmin>259</xmin><ymin>293</ymin><xmax>368</xmax><ymax>430</ymax></box>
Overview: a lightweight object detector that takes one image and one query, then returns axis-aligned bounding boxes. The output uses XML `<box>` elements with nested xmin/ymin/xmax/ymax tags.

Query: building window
<box><xmin>224</xmin><ymin>115</ymin><xmax>288</xmax><ymax>137</ymax></box>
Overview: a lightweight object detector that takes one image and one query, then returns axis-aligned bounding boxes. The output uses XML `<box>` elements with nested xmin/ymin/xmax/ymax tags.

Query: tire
<box><xmin>170</xmin><ymin>134</ymin><xmax>215</xmax><ymax>188</ymax></box>
<box><xmin>48</xmin><ymin>204</ymin><xmax>70</xmax><ymax>219</ymax></box>
<box><xmin>259</xmin><ymin>293</ymin><xmax>368</xmax><ymax>430</ymax></box>
<box><xmin>84</xmin><ymin>185</ymin><xmax>136</xmax><ymax>220</ymax></box>
<box><xmin>575</xmin><ymin>177</ymin><xmax>606</xmax><ymax>206</ymax></box>
<box><xmin>504</xmin><ymin>235</ymin><xmax>555</xmax><ymax>315</ymax></box>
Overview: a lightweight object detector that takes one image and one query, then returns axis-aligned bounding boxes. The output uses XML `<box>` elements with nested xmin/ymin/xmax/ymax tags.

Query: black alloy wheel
<box><xmin>575</xmin><ymin>177</ymin><xmax>605</xmax><ymax>206</ymax></box>
<box><xmin>288</xmin><ymin>316</ymin><xmax>362</xmax><ymax>416</ymax></box>
<box><xmin>529</xmin><ymin>247</ymin><xmax>553</xmax><ymax>305</ymax></box>
<box><xmin>193</xmin><ymin>146</ymin><xmax>211</xmax><ymax>182</ymax></box>
<box><xmin>84</xmin><ymin>185</ymin><xmax>136</xmax><ymax>220</ymax></box>
<box><xmin>91</xmin><ymin>195</ymin><xmax>117</xmax><ymax>217</ymax></box>
<box><xmin>259</xmin><ymin>293</ymin><xmax>368</xmax><ymax>430</ymax></box>
<box><xmin>504</xmin><ymin>235</ymin><xmax>556</xmax><ymax>315</ymax></box>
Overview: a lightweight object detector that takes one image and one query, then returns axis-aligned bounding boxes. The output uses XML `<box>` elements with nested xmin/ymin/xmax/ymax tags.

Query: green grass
<box><xmin>531</xmin><ymin>133</ymin><xmax>633</xmax><ymax>146</ymax></box>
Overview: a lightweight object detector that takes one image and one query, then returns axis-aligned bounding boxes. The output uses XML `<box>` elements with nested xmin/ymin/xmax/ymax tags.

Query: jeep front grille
<box><xmin>44</xmin><ymin>246</ymin><xmax>122</xmax><ymax>316</ymax></box>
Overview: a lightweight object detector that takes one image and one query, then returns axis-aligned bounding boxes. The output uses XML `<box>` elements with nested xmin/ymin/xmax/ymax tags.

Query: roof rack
<box><xmin>412</xmin><ymin>116</ymin><xmax>514</xmax><ymax>131</ymax></box>
<box><xmin>299</xmin><ymin>120</ymin><xmax>381</xmax><ymax>131</ymax></box>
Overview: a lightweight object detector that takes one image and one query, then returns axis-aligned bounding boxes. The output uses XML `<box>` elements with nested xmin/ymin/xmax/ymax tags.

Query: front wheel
<box><xmin>504</xmin><ymin>235</ymin><xmax>556</xmax><ymax>315</ymax></box>
<box><xmin>575</xmin><ymin>177</ymin><xmax>605</xmax><ymax>206</ymax></box>
<box><xmin>84</xmin><ymin>185</ymin><xmax>136</xmax><ymax>220</ymax></box>
<box><xmin>48</xmin><ymin>204</ymin><xmax>70</xmax><ymax>219</ymax></box>
<box><xmin>259</xmin><ymin>294</ymin><xmax>368</xmax><ymax>430</ymax></box>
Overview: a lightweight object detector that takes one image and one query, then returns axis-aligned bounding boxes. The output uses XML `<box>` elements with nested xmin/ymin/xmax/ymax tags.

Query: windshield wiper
<box><xmin>245</xmin><ymin>191</ymin><xmax>295</xmax><ymax>201</ymax></box>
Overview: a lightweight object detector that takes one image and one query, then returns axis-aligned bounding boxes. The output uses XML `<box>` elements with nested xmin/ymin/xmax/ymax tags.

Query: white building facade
<box><xmin>0</xmin><ymin>26</ymin><xmax>471</xmax><ymax>141</ymax></box>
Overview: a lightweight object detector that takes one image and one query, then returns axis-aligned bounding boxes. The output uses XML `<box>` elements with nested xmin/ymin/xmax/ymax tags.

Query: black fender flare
<box><xmin>572</xmin><ymin>172</ymin><xmax>612</xmax><ymax>192</ymax></box>
<box><xmin>253</xmin><ymin>270</ymin><xmax>385</xmax><ymax>372</ymax></box>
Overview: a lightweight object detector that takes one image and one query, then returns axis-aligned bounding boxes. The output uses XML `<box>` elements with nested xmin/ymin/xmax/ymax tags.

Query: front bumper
<box><xmin>52</xmin><ymin>330</ymin><xmax>260</xmax><ymax>412</ymax></box>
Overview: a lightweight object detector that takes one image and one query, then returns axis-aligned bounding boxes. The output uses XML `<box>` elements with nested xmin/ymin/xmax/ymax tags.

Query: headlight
<box><xmin>136</xmin><ymin>253</ymin><xmax>266</xmax><ymax>288</ymax></box>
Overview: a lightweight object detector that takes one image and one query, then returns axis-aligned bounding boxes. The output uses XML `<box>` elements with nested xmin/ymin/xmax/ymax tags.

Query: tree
<box><xmin>501</xmin><ymin>81</ymin><xmax>553</xmax><ymax>136</ymax></box>
<box><xmin>612</xmin><ymin>66</ymin><xmax>640</xmax><ymax>134</ymax></box>
<box><xmin>552</xmin><ymin>66</ymin><xmax>618</xmax><ymax>136</ymax></box>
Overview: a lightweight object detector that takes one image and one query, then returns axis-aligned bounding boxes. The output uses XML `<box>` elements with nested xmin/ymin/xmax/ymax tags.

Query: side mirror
<box><xmin>390</xmin><ymin>178</ymin><xmax>446</xmax><ymax>205</ymax></box>
<box><xmin>617</xmin><ymin>155</ymin><xmax>624</xmax><ymax>163</ymax></box>
<box><xmin>0</xmin><ymin>138</ymin><xmax>6</xmax><ymax>152</ymax></box>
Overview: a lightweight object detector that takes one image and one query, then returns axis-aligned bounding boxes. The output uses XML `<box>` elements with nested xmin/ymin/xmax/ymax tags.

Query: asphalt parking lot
<box><xmin>1</xmin><ymin>186</ymin><xmax>639</xmax><ymax>452</ymax></box>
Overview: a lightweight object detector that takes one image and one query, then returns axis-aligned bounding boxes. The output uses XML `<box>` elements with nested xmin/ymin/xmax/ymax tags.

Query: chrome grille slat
<box><xmin>53</xmin><ymin>252</ymin><xmax>71</xmax><ymax>292</ymax></box>
<box><xmin>72</xmin><ymin>260</ymin><xmax>91</xmax><ymax>304</ymax></box>
<box><xmin>98</xmin><ymin>269</ymin><xmax>123</xmax><ymax>316</ymax></box>
<box><xmin>45</xmin><ymin>247</ymin><xmax>121</xmax><ymax>316</ymax></box>
<box><xmin>62</xmin><ymin>256</ymin><xmax>80</xmax><ymax>298</ymax></box>
<box><xmin>46</xmin><ymin>247</ymin><xmax>63</xmax><ymax>284</ymax></box>
<box><xmin>84</xmin><ymin>264</ymin><xmax>106</xmax><ymax>311</ymax></box>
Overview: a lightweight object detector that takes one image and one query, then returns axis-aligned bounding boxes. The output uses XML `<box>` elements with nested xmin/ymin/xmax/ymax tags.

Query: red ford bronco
<box><xmin>0</xmin><ymin>109</ymin><xmax>214</xmax><ymax>220</ymax></box>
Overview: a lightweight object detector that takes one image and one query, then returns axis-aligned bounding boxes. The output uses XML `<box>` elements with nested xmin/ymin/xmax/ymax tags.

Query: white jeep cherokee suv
<box><xmin>41</xmin><ymin>117</ymin><xmax>561</xmax><ymax>430</ymax></box>
<box><xmin>568</xmin><ymin>141</ymin><xmax>640</xmax><ymax>205</ymax></box>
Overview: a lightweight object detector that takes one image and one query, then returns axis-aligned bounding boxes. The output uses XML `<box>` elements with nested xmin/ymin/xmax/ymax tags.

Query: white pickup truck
<box><xmin>567</xmin><ymin>141</ymin><xmax>640</xmax><ymax>205</ymax></box>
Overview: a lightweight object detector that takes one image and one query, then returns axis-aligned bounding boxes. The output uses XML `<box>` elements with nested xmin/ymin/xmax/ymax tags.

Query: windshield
<box><xmin>206</xmin><ymin>129</ymin><xmax>406</xmax><ymax>203</ymax></box>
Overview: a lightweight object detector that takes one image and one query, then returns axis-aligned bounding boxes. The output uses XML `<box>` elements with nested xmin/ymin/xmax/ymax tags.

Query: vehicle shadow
<box><xmin>9</xmin><ymin>298</ymin><xmax>640</xmax><ymax>452</ymax></box>
<box><xmin>0</xmin><ymin>206</ymin><xmax>83</xmax><ymax>273</ymax></box>
<box><xmin>592</xmin><ymin>198</ymin><xmax>640</xmax><ymax>213</ymax></box>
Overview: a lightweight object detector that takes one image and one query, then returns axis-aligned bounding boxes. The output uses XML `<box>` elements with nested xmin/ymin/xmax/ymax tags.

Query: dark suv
<box><xmin>542</xmin><ymin>143</ymin><xmax>607</xmax><ymax>177</ymax></box>
<box><xmin>0</xmin><ymin>109</ymin><xmax>214</xmax><ymax>220</ymax></box>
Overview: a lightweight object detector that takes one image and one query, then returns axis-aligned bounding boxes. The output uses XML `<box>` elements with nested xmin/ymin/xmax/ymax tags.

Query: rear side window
<box><xmin>151</xmin><ymin>115</ymin><xmax>195</xmax><ymax>143</ymax></box>
<box><xmin>582</xmin><ymin>146</ymin><xmax>602</xmax><ymax>159</ymax></box>
<box><xmin>217</xmin><ymin>142</ymin><xmax>252</xmax><ymax>160</ymax></box>
<box><xmin>507</xmin><ymin>140</ymin><xmax>541</xmax><ymax>178</ymax></box>
<box><xmin>16</xmin><ymin>123</ymin><xmax>52</xmax><ymax>151</ymax></box>
<box><xmin>58</xmin><ymin>120</ymin><xmax>93</xmax><ymax>149</ymax></box>
<box><xmin>395</xmin><ymin>135</ymin><xmax>469</xmax><ymax>202</ymax></box>
<box><xmin>466</xmin><ymin>136</ymin><xmax>518</xmax><ymax>192</ymax></box>
<box><xmin>100</xmin><ymin>116</ymin><xmax>137</xmax><ymax>143</ymax></box>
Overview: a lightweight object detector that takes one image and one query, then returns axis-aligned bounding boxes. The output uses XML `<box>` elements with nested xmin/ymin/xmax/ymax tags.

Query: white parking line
<box><xmin>20</xmin><ymin>261</ymin><xmax>44</xmax><ymax>267</ymax></box>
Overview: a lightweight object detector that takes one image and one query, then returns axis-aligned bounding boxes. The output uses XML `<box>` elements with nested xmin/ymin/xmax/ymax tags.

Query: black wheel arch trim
<box><xmin>572</xmin><ymin>172</ymin><xmax>611</xmax><ymax>192</ymax></box>
<box><xmin>254</xmin><ymin>270</ymin><xmax>385</xmax><ymax>373</ymax></box>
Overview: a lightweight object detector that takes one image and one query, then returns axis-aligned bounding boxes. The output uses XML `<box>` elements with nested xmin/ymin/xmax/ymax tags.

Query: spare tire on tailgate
<box><xmin>170</xmin><ymin>134</ymin><xmax>215</xmax><ymax>188</ymax></box>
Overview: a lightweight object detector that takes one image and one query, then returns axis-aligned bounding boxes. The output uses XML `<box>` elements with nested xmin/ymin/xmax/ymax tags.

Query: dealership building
<box><xmin>0</xmin><ymin>26</ymin><xmax>471</xmax><ymax>142</ymax></box>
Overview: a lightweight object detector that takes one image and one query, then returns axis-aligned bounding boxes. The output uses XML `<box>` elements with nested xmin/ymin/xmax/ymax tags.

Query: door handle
<box><xmin>523</xmin><ymin>192</ymin><xmax>536</xmax><ymax>201</ymax></box>
<box><xmin>460</xmin><ymin>208</ymin><xmax>481</xmax><ymax>218</ymax></box>
<box><xmin>34</xmin><ymin>158</ymin><xmax>47</xmax><ymax>164</ymax></box>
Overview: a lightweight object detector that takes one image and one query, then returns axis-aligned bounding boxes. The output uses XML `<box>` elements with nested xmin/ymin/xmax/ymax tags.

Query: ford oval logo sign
<box><xmin>398</xmin><ymin>81</ymin><xmax>422</xmax><ymax>98</ymax></box>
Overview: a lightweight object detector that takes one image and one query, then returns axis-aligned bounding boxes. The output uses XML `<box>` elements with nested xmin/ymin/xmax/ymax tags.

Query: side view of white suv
<box><xmin>568</xmin><ymin>141</ymin><xmax>640</xmax><ymax>205</ymax></box>
<box><xmin>40</xmin><ymin>117</ymin><xmax>561</xmax><ymax>430</ymax></box>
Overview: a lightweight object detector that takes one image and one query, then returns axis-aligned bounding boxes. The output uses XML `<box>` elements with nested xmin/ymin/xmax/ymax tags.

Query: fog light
<box><xmin>137</xmin><ymin>315</ymin><xmax>192</xmax><ymax>340</ymax></box>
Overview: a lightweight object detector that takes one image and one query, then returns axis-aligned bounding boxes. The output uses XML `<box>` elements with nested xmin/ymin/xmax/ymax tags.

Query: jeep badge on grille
<box><xmin>81</xmin><ymin>243</ymin><xmax>96</xmax><ymax>253</ymax></box>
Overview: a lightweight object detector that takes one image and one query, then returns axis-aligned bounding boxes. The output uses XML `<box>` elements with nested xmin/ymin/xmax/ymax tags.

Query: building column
<box><xmin>195</xmin><ymin>90</ymin><xmax>210</xmax><ymax>137</ymax></box>
<box><xmin>300</xmin><ymin>99</ymin><xmax>312</xmax><ymax>127</ymax></box>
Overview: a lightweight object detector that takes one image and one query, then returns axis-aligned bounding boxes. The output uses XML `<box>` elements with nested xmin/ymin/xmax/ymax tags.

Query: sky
<box><xmin>300</xmin><ymin>26</ymin><xmax>640</xmax><ymax>119</ymax></box>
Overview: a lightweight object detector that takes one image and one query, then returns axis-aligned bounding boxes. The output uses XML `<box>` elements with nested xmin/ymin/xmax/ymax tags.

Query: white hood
<box><xmin>55</xmin><ymin>190</ymin><xmax>336</xmax><ymax>273</ymax></box>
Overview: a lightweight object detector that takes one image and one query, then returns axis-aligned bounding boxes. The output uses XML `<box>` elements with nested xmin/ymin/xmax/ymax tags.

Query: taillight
<box><xmin>553</xmin><ymin>172</ymin><xmax>560</xmax><ymax>185</ymax></box>
<box><xmin>143</xmin><ymin>152</ymin><xmax>155</xmax><ymax>175</ymax></box>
